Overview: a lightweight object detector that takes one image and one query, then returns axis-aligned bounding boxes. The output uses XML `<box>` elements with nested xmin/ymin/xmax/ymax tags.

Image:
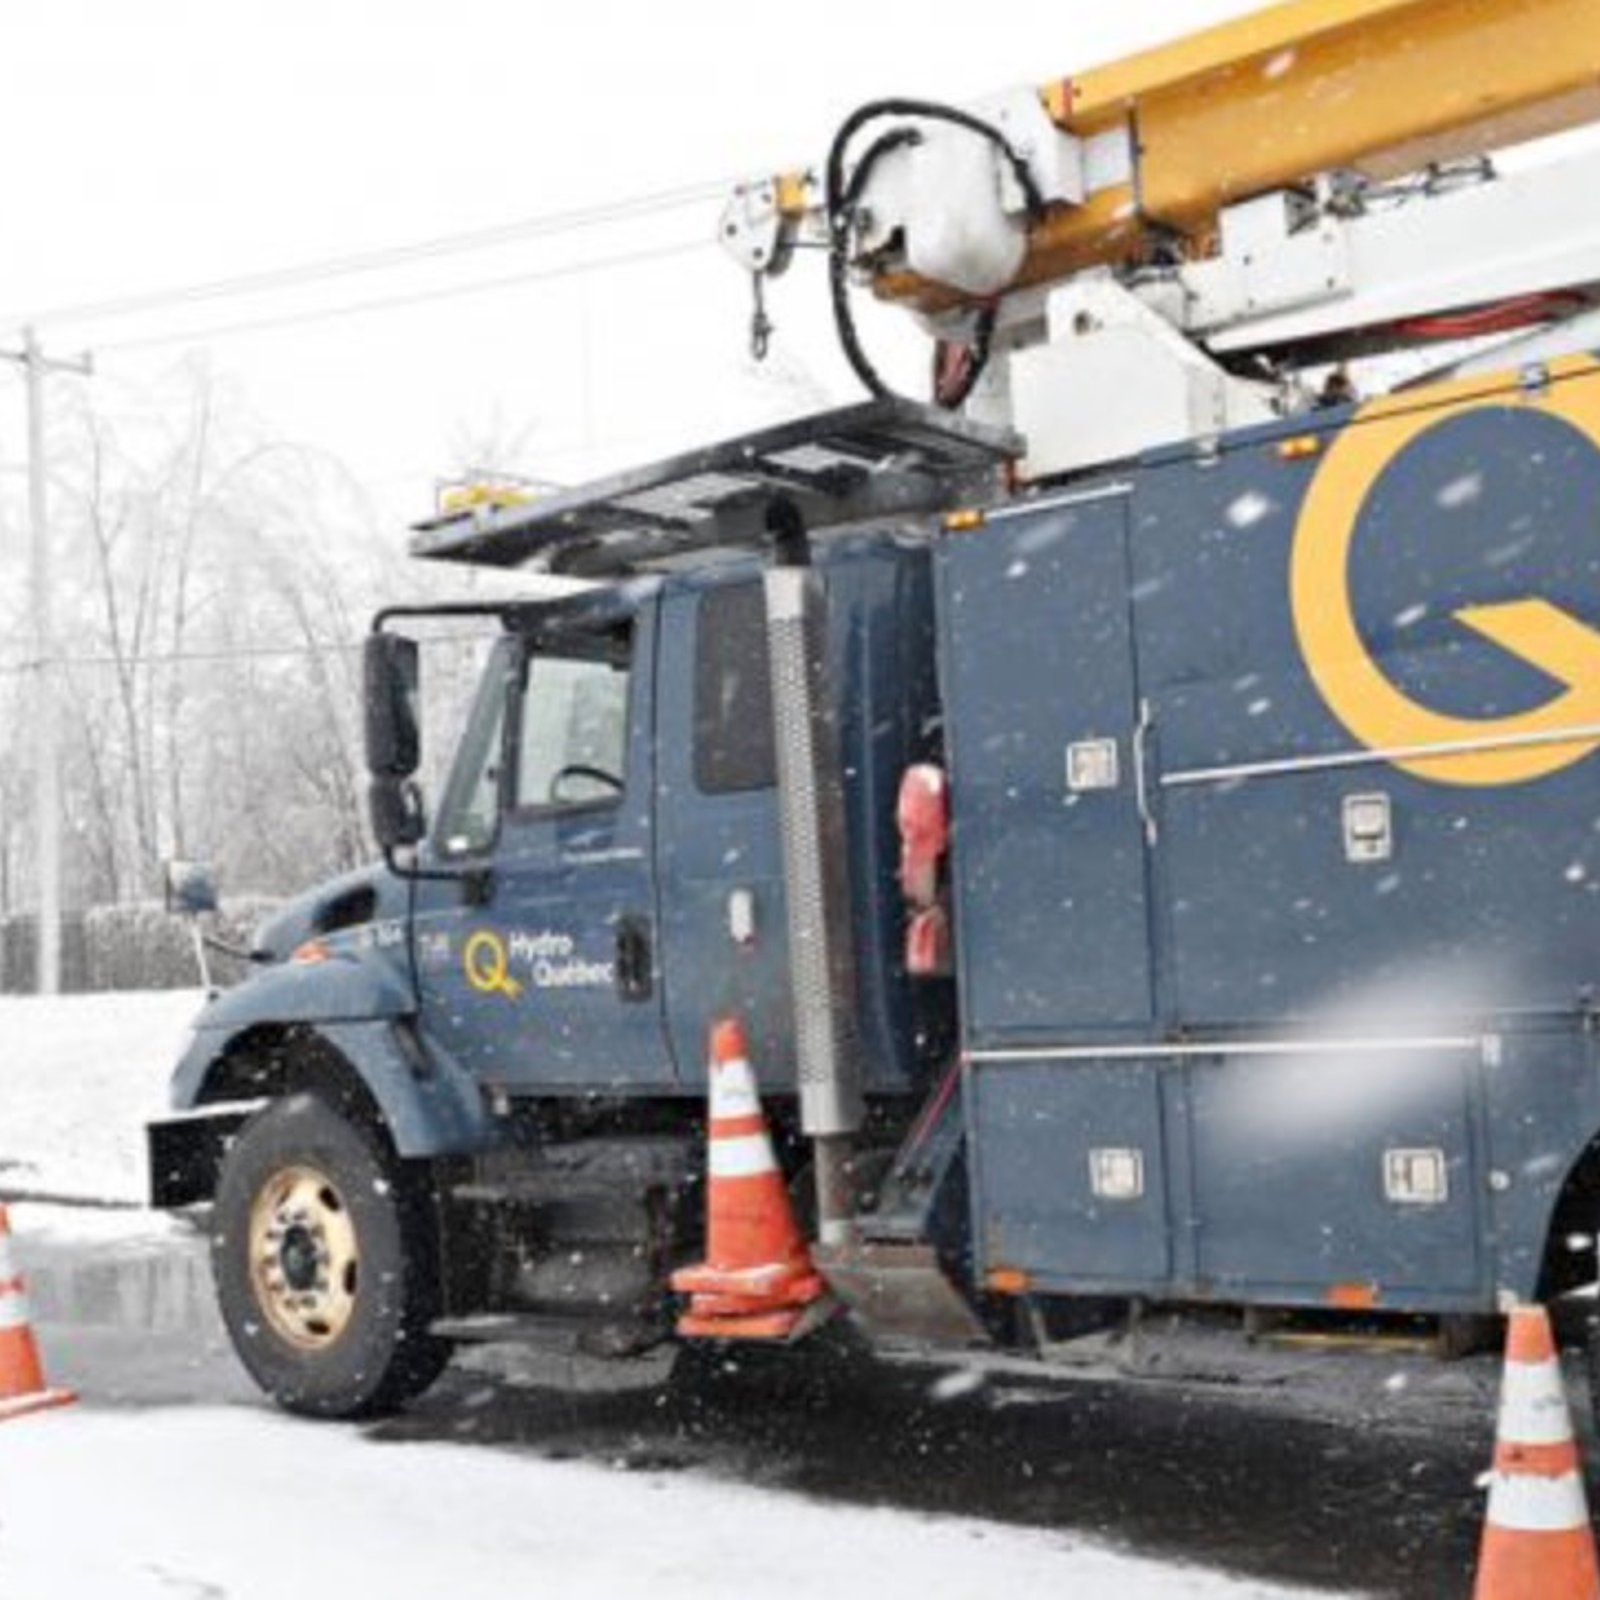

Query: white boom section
<box><xmin>962</xmin><ymin>146</ymin><xmax>1600</xmax><ymax>477</ymax></box>
<box><xmin>1185</xmin><ymin>151</ymin><xmax>1600</xmax><ymax>354</ymax></box>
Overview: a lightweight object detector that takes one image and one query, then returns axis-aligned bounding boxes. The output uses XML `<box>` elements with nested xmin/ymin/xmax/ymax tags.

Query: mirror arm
<box><xmin>380</xmin><ymin>846</ymin><xmax>486</xmax><ymax>886</ymax></box>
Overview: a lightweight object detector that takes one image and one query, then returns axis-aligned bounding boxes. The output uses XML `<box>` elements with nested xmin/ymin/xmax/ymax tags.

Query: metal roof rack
<box><xmin>409</xmin><ymin>398</ymin><xmax>1020</xmax><ymax>578</ymax></box>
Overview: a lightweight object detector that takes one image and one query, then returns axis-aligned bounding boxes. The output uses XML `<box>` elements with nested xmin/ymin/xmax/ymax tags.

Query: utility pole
<box><xmin>1</xmin><ymin>328</ymin><xmax>92</xmax><ymax>995</ymax></box>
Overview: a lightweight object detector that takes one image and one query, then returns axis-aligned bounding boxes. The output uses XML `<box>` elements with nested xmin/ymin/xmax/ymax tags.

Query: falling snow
<box><xmin>1226</xmin><ymin>491</ymin><xmax>1275</xmax><ymax>529</ymax></box>
<box><xmin>1436</xmin><ymin>473</ymin><xmax>1483</xmax><ymax>509</ymax></box>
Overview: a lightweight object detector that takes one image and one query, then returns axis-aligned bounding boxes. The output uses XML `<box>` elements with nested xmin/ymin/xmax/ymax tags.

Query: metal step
<box><xmin>431</xmin><ymin>1311</ymin><xmax>668</xmax><ymax>1357</ymax></box>
<box><xmin>451</xmin><ymin>1179</ymin><xmax>664</xmax><ymax>1245</ymax></box>
<box><xmin>456</xmin><ymin>1137</ymin><xmax>694</xmax><ymax>1200</ymax></box>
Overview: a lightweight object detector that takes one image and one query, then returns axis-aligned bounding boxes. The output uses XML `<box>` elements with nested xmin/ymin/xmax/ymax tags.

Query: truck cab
<box><xmin>148</xmin><ymin>407</ymin><xmax>997</xmax><ymax>1413</ymax></box>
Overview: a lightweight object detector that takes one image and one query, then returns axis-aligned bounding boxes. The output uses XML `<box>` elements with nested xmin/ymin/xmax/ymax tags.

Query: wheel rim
<box><xmin>248</xmin><ymin>1164</ymin><xmax>359</xmax><ymax>1350</ymax></box>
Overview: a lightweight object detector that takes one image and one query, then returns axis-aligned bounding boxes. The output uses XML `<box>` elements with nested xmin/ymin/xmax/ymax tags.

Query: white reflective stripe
<box><xmin>1499</xmin><ymin>1362</ymin><xmax>1578</xmax><ymax>1446</ymax></box>
<box><xmin>709</xmin><ymin>1133</ymin><xmax>778</xmax><ymax>1179</ymax></box>
<box><xmin>0</xmin><ymin>1286</ymin><xmax>33</xmax><ymax>1331</ymax></box>
<box><xmin>1487</xmin><ymin>1470</ymin><xmax>1592</xmax><ymax>1533</ymax></box>
<box><xmin>711</xmin><ymin>1059</ymin><xmax>762</xmax><ymax>1119</ymax></box>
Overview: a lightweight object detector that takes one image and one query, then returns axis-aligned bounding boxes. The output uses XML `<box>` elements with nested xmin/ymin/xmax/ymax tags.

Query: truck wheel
<box><xmin>211</xmin><ymin>1092</ymin><xmax>452</xmax><ymax>1418</ymax></box>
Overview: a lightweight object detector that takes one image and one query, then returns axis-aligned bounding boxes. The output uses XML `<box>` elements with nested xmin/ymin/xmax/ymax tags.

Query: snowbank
<box><xmin>0</xmin><ymin>990</ymin><xmax>203</xmax><ymax>1204</ymax></box>
<box><xmin>0</xmin><ymin>1408</ymin><xmax>1330</xmax><ymax>1600</ymax></box>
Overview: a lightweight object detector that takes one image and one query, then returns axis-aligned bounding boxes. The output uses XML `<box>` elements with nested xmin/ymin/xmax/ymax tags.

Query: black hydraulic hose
<box><xmin>828</xmin><ymin>127</ymin><xmax>923</xmax><ymax>399</ymax></box>
<box><xmin>824</xmin><ymin>98</ymin><xmax>1045</xmax><ymax>408</ymax></box>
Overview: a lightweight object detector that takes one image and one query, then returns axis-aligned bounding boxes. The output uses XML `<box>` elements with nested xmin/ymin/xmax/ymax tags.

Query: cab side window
<box><xmin>694</xmin><ymin>583</ymin><xmax>776</xmax><ymax>794</ymax></box>
<box><xmin>513</xmin><ymin>629</ymin><xmax>631</xmax><ymax>811</ymax></box>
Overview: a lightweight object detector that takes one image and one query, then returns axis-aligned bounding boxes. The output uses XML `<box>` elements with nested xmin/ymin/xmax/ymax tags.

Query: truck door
<box><xmin>653</xmin><ymin>579</ymin><xmax>795</xmax><ymax>1091</ymax></box>
<box><xmin>417</xmin><ymin>600</ymin><xmax>675</xmax><ymax>1090</ymax></box>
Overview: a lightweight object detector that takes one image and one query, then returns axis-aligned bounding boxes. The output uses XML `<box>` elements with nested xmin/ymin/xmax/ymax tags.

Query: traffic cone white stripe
<box><xmin>0</xmin><ymin>1230</ymin><xmax>29</xmax><ymax>1331</ymax></box>
<box><xmin>1499</xmin><ymin>1362</ymin><xmax>1583</xmax><ymax>1446</ymax></box>
<box><xmin>711</xmin><ymin>1059</ymin><xmax>762</xmax><ymax>1119</ymax></box>
<box><xmin>709</xmin><ymin>1133</ymin><xmax>780</xmax><ymax>1179</ymax></box>
<box><xmin>0</xmin><ymin>1286</ymin><xmax>30</xmax><ymax>1333</ymax></box>
<box><xmin>1485</xmin><ymin>1470</ymin><xmax>1593</xmax><ymax>1534</ymax></box>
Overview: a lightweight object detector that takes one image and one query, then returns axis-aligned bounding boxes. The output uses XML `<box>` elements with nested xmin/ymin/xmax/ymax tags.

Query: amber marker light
<box><xmin>985</xmin><ymin>1267</ymin><xmax>1033</xmax><ymax>1295</ymax></box>
<box><xmin>1326</xmin><ymin>1281</ymin><xmax>1380</xmax><ymax>1310</ymax></box>
<box><xmin>944</xmin><ymin>508</ymin><xmax>987</xmax><ymax>533</ymax></box>
<box><xmin>1277</xmin><ymin>435</ymin><xmax>1323</xmax><ymax>461</ymax></box>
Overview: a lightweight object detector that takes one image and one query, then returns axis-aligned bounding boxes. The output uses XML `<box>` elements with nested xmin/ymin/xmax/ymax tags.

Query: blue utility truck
<box><xmin>148</xmin><ymin>0</ymin><xmax>1600</xmax><ymax>1415</ymax></box>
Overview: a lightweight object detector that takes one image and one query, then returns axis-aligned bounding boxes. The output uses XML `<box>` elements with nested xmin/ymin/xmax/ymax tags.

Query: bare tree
<box><xmin>35</xmin><ymin>366</ymin><xmax>402</xmax><ymax>908</ymax></box>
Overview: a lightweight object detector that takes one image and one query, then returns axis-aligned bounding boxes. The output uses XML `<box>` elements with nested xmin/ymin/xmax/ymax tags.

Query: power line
<box><xmin>1</xmin><ymin>180</ymin><xmax>731</xmax><ymax>332</ymax></box>
<box><xmin>94</xmin><ymin>237</ymin><xmax>716</xmax><ymax>355</ymax></box>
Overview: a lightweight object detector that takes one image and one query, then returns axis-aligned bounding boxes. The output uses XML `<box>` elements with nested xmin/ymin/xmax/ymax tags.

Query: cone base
<box><xmin>679</xmin><ymin>1286</ymin><xmax>826</xmax><ymax>1320</ymax></box>
<box><xmin>672</xmin><ymin>1257</ymin><xmax>822</xmax><ymax>1298</ymax></box>
<box><xmin>670</xmin><ymin>1268</ymin><xmax>826</xmax><ymax>1313</ymax></box>
<box><xmin>0</xmin><ymin>1387</ymin><xmax>76</xmax><ymax>1423</ymax></box>
<box><xmin>677</xmin><ymin>1297</ymin><xmax>835</xmax><ymax>1343</ymax></box>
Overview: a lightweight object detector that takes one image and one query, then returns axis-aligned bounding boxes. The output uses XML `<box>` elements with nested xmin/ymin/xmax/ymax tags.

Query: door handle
<box><xmin>615</xmin><ymin>915</ymin><xmax>653</xmax><ymax>1003</ymax></box>
<box><xmin>1134</xmin><ymin>697</ymin><xmax>1159</xmax><ymax>847</ymax></box>
<box><xmin>460</xmin><ymin>868</ymin><xmax>495</xmax><ymax>908</ymax></box>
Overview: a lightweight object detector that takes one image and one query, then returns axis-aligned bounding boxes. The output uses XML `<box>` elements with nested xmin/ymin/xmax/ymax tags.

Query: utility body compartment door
<box><xmin>938</xmin><ymin>496</ymin><xmax>1155</xmax><ymax>1040</ymax></box>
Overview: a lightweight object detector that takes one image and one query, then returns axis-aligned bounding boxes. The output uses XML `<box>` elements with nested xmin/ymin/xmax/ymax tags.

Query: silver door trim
<box><xmin>1162</xmin><ymin>721</ymin><xmax>1600</xmax><ymax>789</ymax></box>
<box><xmin>968</xmin><ymin>1034</ymin><xmax>1488</xmax><ymax>1064</ymax></box>
<box><xmin>983</xmin><ymin>482</ymin><xmax>1134</xmax><ymax>524</ymax></box>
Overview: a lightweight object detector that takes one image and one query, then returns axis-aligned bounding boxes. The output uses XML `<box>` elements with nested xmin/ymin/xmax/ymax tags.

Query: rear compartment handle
<box><xmin>1134</xmin><ymin>698</ymin><xmax>1159</xmax><ymax>846</ymax></box>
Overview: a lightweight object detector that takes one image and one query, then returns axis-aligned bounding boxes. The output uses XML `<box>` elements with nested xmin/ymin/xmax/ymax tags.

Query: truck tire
<box><xmin>211</xmin><ymin>1092</ymin><xmax>452</xmax><ymax>1418</ymax></box>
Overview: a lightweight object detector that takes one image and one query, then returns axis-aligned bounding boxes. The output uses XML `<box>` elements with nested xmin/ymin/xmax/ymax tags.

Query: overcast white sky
<box><xmin>0</xmin><ymin>0</ymin><xmax>1289</xmax><ymax>535</ymax></box>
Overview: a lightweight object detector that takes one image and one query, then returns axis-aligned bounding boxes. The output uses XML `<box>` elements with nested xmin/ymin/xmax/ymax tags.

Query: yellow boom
<box><xmin>881</xmin><ymin>0</ymin><xmax>1600</xmax><ymax>310</ymax></box>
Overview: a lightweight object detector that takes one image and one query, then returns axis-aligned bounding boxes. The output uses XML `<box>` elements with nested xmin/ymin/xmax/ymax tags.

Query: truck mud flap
<box><xmin>813</xmin><ymin>1240</ymin><xmax>990</xmax><ymax>1348</ymax></box>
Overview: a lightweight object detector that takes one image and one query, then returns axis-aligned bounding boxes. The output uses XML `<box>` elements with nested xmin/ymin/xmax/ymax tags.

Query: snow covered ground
<box><xmin>0</xmin><ymin>989</ymin><xmax>203</xmax><ymax>1204</ymax></box>
<box><xmin>0</xmin><ymin>993</ymin><xmax>1353</xmax><ymax>1599</ymax></box>
<box><xmin>0</xmin><ymin>1407</ymin><xmax>1331</xmax><ymax>1600</ymax></box>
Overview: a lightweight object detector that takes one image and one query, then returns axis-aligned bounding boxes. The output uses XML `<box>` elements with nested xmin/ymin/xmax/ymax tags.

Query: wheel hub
<box><xmin>248</xmin><ymin>1164</ymin><xmax>359</xmax><ymax>1351</ymax></box>
<box><xmin>279</xmin><ymin>1225</ymin><xmax>320</xmax><ymax>1292</ymax></box>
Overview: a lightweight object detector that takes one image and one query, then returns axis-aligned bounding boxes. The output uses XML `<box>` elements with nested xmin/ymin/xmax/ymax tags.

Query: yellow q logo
<box><xmin>463</xmin><ymin>930</ymin><xmax>522</xmax><ymax>1000</ymax></box>
<box><xmin>1290</xmin><ymin>355</ymin><xmax>1600</xmax><ymax>787</ymax></box>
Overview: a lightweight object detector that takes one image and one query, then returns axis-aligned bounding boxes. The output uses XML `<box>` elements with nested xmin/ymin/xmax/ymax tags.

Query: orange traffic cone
<box><xmin>0</xmin><ymin>1205</ymin><xmax>76</xmax><ymax>1421</ymax></box>
<box><xmin>671</xmin><ymin>1018</ymin><xmax>827</xmax><ymax>1340</ymax></box>
<box><xmin>1473</xmin><ymin>1303</ymin><xmax>1600</xmax><ymax>1599</ymax></box>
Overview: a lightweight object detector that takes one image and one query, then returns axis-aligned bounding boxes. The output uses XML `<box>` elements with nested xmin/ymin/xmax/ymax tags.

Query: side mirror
<box><xmin>369</xmin><ymin>774</ymin><xmax>427</xmax><ymax>851</ymax></box>
<box><xmin>164</xmin><ymin>859</ymin><xmax>219</xmax><ymax>916</ymax></box>
<box><xmin>363</xmin><ymin>632</ymin><xmax>420</xmax><ymax>778</ymax></box>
